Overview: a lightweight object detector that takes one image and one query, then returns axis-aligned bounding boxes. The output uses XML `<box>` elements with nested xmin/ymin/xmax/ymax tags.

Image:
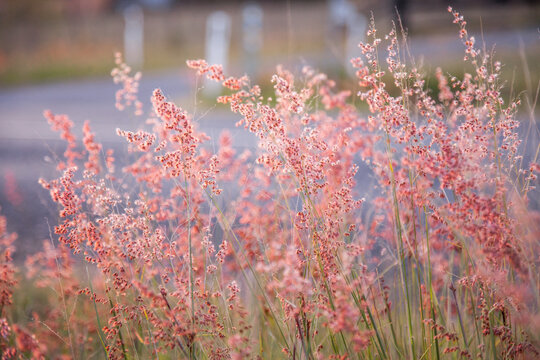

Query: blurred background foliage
<box><xmin>0</xmin><ymin>0</ymin><xmax>538</xmax><ymax>97</ymax></box>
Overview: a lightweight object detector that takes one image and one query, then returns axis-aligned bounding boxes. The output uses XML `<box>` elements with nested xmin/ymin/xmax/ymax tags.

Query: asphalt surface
<box><xmin>0</xmin><ymin>69</ymin><xmax>256</xmax><ymax>258</ymax></box>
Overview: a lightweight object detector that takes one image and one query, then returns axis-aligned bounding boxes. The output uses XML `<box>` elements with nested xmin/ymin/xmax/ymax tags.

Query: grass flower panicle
<box><xmin>0</xmin><ymin>9</ymin><xmax>538</xmax><ymax>359</ymax></box>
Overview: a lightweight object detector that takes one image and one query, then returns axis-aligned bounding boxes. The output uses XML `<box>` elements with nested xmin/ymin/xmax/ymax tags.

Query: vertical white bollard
<box><xmin>242</xmin><ymin>3</ymin><xmax>263</xmax><ymax>78</ymax></box>
<box><xmin>345</xmin><ymin>13</ymin><xmax>367</xmax><ymax>77</ymax></box>
<box><xmin>328</xmin><ymin>0</ymin><xmax>355</xmax><ymax>28</ymax></box>
<box><xmin>204</xmin><ymin>11</ymin><xmax>231</xmax><ymax>97</ymax></box>
<box><xmin>123</xmin><ymin>4</ymin><xmax>144</xmax><ymax>69</ymax></box>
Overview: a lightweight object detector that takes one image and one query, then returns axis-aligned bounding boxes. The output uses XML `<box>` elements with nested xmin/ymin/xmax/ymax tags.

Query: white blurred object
<box><xmin>204</xmin><ymin>11</ymin><xmax>231</xmax><ymax>97</ymax></box>
<box><xmin>123</xmin><ymin>4</ymin><xmax>144</xmax><ymax>69</ymax></box>
<box><xmin>242</xmin><ymin>3</ymin><xmax>263</xmax><ymax>77</ymax></box>
<box><xmin>328</xmin><ymin>0</ymin><xmax>356</xmax><ymax>28</ymax></box>
<box><xmin>345</xmin><ymin>12</ymin><xmax>367</xmax><ymax>77</ymax></box>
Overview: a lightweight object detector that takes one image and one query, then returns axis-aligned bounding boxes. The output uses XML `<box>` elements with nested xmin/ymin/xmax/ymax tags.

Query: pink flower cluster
<box><xmin>0</xmin><ymin>9</ymin><xmax>538</xmax><ymax>359</ymax></box>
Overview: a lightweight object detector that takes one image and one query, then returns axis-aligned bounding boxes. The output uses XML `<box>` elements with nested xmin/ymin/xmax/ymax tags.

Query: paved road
<box><xmin>0</xmin><ymin>69</ymin><xmax>255</xmax><ymax>258</ymax></box>
<box><xmin>1</xmin><ymin>69</ymin><xmax>220</xmax><ymax>140</ymax></box>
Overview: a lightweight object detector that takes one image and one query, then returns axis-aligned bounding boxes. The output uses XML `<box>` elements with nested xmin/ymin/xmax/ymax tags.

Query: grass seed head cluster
<box><xmin>1</xmin><ymin>8</ymin><xmax>539</xmax><ymax>359</ymax></box>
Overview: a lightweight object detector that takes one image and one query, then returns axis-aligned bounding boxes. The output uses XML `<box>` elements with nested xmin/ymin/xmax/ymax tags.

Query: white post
<box><xmin>242</xmin><ymin>3</ymin><xmax>263</xmax><ymax>78</ymax></box>
<box><xmin>204</xmin><ymin>11</ymin><xmax>231</xmax><ymax>96</ymax></box>
<box><xmin>123</xmin><ymin>4</ymin><xmax>144</xmax><ymax>69</ymax></box>
<box><xmin>328</xmin><ymin>0</ymin><xmax>355</xmax><ymax>28</ymax></box>
<box><xmin>345</xmin><ymin>13</ymin><xmax>367</xmax><ymax>77</ymax></box>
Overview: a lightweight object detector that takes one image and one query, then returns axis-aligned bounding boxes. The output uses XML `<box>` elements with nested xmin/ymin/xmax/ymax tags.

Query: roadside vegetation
<box><xmin>0</xmin><ymin>8</ymin><xmax>539</xmax><ymax>359</ymax></box>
